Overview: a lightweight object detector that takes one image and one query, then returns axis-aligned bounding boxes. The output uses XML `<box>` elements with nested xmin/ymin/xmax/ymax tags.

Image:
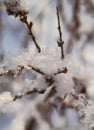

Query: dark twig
<box><xmin>29</xmin><ymin>65</ymin><xmax>67</xmax><ymax>76</ymax></box>
<box><xmin>54</xmin><ymin>67</ymin><xmax>67</xmax><ymax>75</ymax></box>
<box><xmin>13</xmin><ymin>88</ymin><xmax>46</xmax><ymax>101</ymax></box>
<box><xmin>0</xmin><ymin>65</ymin><xmax>67</xmax><ymax>78</ymax></box>
<box><xmin>0</xmin><ymin>70</ymin><xmax>15</xmax><ymax>77</ymax></box>
<box><xmin>0</xmin><ymin>65</ymin><xmax>25</xmax><ymax>77</ymax></box>
<box><xmin>28</xmin><ymin>65</ymin><xmax>45</xmax><ymax>75</ymax></box>
<box><xmin>20</xmin><ymin>14</ymin><xmax>41</xmax><ymax>53</ymax></box>
<box><xmin>56</xmin><ymin>6</ymin><xmax>64</xmax><ymax>59</ymax></box>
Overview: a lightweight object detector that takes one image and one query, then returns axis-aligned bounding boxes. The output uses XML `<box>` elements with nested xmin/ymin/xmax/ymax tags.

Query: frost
<box><xmin>0</xmin><ymin>92</ymin><xmax>13</xmax><ymax>109</ymax></box>
<box><xmin>3</xmin><ymin>48</ymin><xmax>73</xmax><ymax>96</ymax></box>
<box><xmin>30</xmin><ymin>52</ymin><xmax>63</xmax><ymax>74</ymax></box>
<box><xmin>2</xmin><ymin>46</ymin><xmax>94</xmax><ymax>129</ymax></box>
<box><xmin>3</xmin><ymin>47</ymin><xmax>92</xmax><ymax>97</ymax></box>
<box><xmin>55</xmin><ymin>73</ymin><xmax>73</xmax><ymax>96</ymax></box>
<box><xmin>70</xmin><ymin>94</ymin><xmax>94</xmax><ymax>129</ymax></box>
<box><xmin>4</xmin><ymin>0</ymin><xmax>28</xmax><ymax>17</ymax></box>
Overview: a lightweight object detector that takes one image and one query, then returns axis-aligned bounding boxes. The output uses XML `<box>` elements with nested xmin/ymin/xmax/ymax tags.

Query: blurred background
<box><xmin>0</xmin><ymin>0</ymin><xmax>94</xmax><ymax>130</ymax></box>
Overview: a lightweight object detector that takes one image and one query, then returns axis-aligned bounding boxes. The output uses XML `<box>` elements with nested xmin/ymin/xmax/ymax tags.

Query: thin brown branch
<box><xmin>54</xmin><ymin>67</ymin><xmax>67</xmax><ymax>75</ymax></box>
<box><xmin>56</xmin><ymin>6</ymin><xmax>64</xmax><ymax>59</ymax></box>
<box><xmin>13</xmin><ymin>88</ymin><xmax>46</xmax><ymax>101</ymax></box>
<box><xmin>4</xmin><ymin>1</ymin><xmax>41</xmax><ymax>53</ymax></box>
<box><xmin>28</xmin><ymin>65</ymin><xmax>45</xmax><ymax>75</ymax></box>
<box><xmin>0</xmin><ymin>65</ymin><xmax>68</xmax><ymax>79</ymax></box>
<box><xmin>20</xmin><ymin>14</ymin><xmax>41</xmax><ymax>53</ymax></box>
<box><xmin>0</xmin><ymin>65</ymin><xmax>25</xmax><ymax>77</ymax></box>
<box><xmin>0</xmin><ymin>70</ymin><xmax>15</xmax><ymax>77</ymax></box>
<box><xmin>28</xmin><ymin>65</ymin><xmax>67</xmax><ymax>76</ymax></box>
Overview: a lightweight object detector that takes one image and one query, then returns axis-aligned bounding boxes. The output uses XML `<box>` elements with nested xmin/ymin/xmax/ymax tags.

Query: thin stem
<box><xmin>13</xmin><ymin>88</ymin><xmax>46</xmax><ymax>101</ymax></box>
<box><xmin>56</xmin><ymin>6</ymin><xmax>64</xmax><ymax>59</ymax></box>
<box><xmin>20</xmin><ymin>14</ymin><xmax>41</xmax><ymax>53</ymax></box>
<box><xmin>26</xmin><ymin>21</ymin><xmax>41</xmax><ymax>53</ymax></box>
<box><xmin>28</xmin><ymin>65</ymin><xmax>45</xmax><ymax>75</ymax></box>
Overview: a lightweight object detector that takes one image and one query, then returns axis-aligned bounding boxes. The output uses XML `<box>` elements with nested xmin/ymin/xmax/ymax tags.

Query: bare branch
<box><xmin>0</xmin><ymin>70</ymin><xmax>15</xmax><ymax>77</ymax></box>
<box><xmin>28</xmin><ymin>65</ymin><xmax>45</xmax><ymax>75</ymax></box>
<box><xmin>0</xmin><ymin>65</ymin><xmax>25</xmax><ymax>77</ymax></box>
<box><xmin>54</xmin><ymin>67</ymin><xmax>67</xmax><ymax>75</ymax></box>
<box><xmin>13</xmin><ymin>88</ymin><xmax>46</xmax><ymax>101</ymax></box>
<box><xmin>56</xmin><ymin>6</ymin><xmax>64</xmax><ymax>59</ymax></box>
<box><xmin>19</xmin><ymin>13</ymin><xmax>41</xmax><ymax>53</ymax></box>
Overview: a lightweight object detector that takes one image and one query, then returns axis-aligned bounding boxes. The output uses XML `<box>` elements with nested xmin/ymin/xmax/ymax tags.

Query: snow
<box><xmin>0</xmin><ymin>92</ymin><xmax>13</xmax><ymax>110</ymax></box>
